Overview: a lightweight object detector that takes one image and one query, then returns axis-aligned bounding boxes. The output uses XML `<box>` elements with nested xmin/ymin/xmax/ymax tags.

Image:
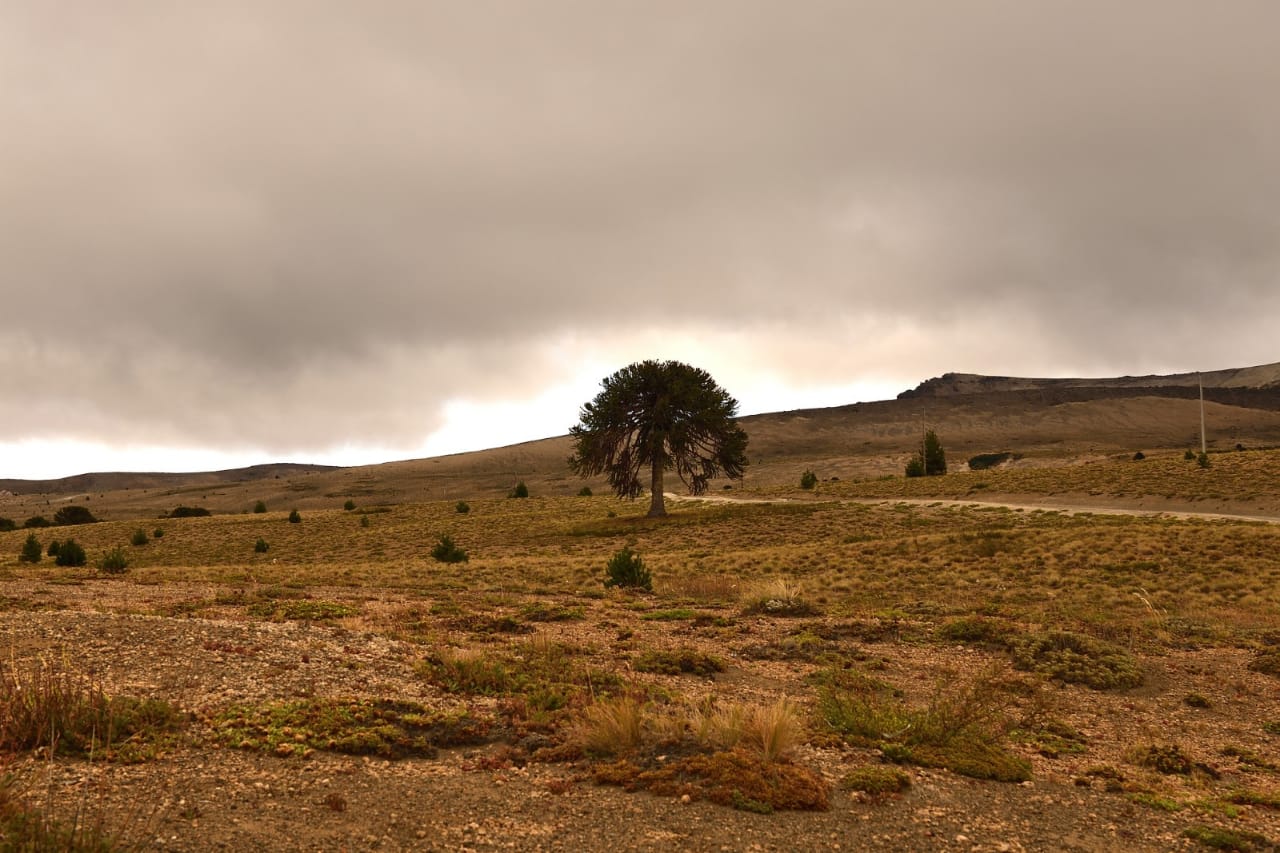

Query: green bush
<box><xmin>455</xmin><ymin>501</ymin><xmax>470</xmax><ymax>514</ymax></box>
<box><xmin>430</xmin><ymin>535</ymin><xmax>469</xmax><ymax>563</ymax></box>
<box><xmin>1197</xmin><ymin>451</ymin><xmax>1212</xmax><ymax>469</ymax></box>
<box><xmin>54</xmin><ymin>539</ymin><xmax>86</xmax><ymax>567</ymax></box>
<box><xmin>19</xmin><ymin>534</ymin><xmax>42</xmax><ymax>564</ymax></box>
<box><xmin>99</xmin><ymin>547</ymin><xmax>129</xmax><ymax>574</ymax></box>
<box><xmin>153</xmin><ymin>527</ymin><xmax>164</xmax><ymax>539</ymax></box>
<box><xmin>343</xmin><ymin>499</ymin><xmax>356</xmax><ymax>511</ymax></box>
<box><xmin>130</xmin><ymin>528</ymin><xmax>149</xmax><ymax>546</ymax></box>
<box><xmin>169</xmin><ymin>506</ymin><xmax>211</xmax><ymax>518</ymax></box>
<box><xmin>604</xmin><ymin>547</ymin><xmax>651</xmax><ymax>591</ymax></box>
<box><xmin>509</xmin><ymin>481</ymin><xmax>530</xmax><ymax>499</ymax></box>
<box><xmin>23</xmin><ymin>516</ymin><xmax>50</xmax><ymax>528</ymax></box>
<box><xmin>968</xmin><ymin>452</ymin><xmax>1015</xmax><ymax>471</ymax></box>
<box><xmin>840</xmin><ymin>765</ymin><xmax>912</xmax><ymax>797</ymax></box>
<box><xmin>577</xmin><ymin>486</ymin><xmax>593</xmax><ymax>497</ymax></box>
<box><xmin>1184</xmin><ymin>449</ymin><xmax>1197</xmax><ymax>461</ymax></box>
<box><xmin>288</xmin><ymin>509</ymin><xmax>301</xmax><ymax>524</ymax></box>
<box><xmin>1011</xmin><ymin>631</ymin><xmax>1143</xmax><ymax>690</ymax></box>
<box><xmin>820</xmin><ymin>671</ymin><xmax>1030</xmax><ymax>783</ymax></box>
<box><xmin>0</xmin><ymin>517</ymin><xmax>15</xmax><ymax>532</ymax></box>
<box><xmin>938</xmin><ymin>616</ymin><xmax>1020</xmax><ymax>648</ymax></box>
<box><xmin>906</xmin><ymin>431</ymin><xmax>947</xmax><ymax>476</ymax></box>
<box><xmin>799</xmin><ymin>470</ymin><xmax>818</xmax><ymax>490</ymax></box>
<box><xmin>633</xmin><ymin>648</ymin><xmax>724</xmax><ymax>676</ymax></box>
<box><xmin>254</xmin><ymin>538</ymin><xmax>270</xmax><ymax>554</ymax></box>
<box><xmin>253</xmin><ymin>501</ymin><xmax>268</xmax><ymax>514</ymax></box>
<box><xmin>53</xmin><ymin>505</ymin><xmax>97</xmax><ymax>526</ymax></box>
<box><xmin>359</xmin><ymin>515</ymin><xmax>369</xmax><ymax>528</ymax></box>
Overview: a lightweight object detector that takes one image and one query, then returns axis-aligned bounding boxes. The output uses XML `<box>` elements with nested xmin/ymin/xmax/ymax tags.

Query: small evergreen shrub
<box><xmin>54</xmin><ymin>539</ymin><xmax>86</xmax><ymax>567</ymax></box>
<box><xmin>254</xmin><ymin>538</ymin><xmax>270</xmax><ymax>554</ymax></box>
<box><xmin>1197</xmin><ymin>451</ymin><xmax>1212</xmax><ymax>469</ymax></box>
<box><xmin>23</xmin><ymin>515</ymin><xmax>50</xmax><ymax>528</ymax></box>
<box><xmin>904</xmin><ymin>457</ymin><xmax>925</xmax><ymax>478</ymax></box>
<box><xmin>19</xmin><ymin>534</ymin><xmax>42</xmax><ymax>564</ymax></box>
<box><xmin>1012</xmin><ymin>631</ymin><xmax>1143</xmax><ymax>690</ymax></box>
<box><xmin>799</xmin><ymin>470</ymin><xmax>818</xmax><ymax>490</ymax></box>
<box><xmin>47</xmin><ymin>540</ymin><xmax>60</xmax><ymax>557</ymax></box>
<box><xmin>1132</xmin><ymin>451</ymin><xmax>1146</xmax><ymax>461</ymax></box>
<box><xmin>509</xmin><ymin>481</ymin><xmax>530</xmax><ymax>499</ymax></box>
<box><xmin>53</xmin><ymin>505</ymin><xmax>97</xmax><ymax>526</ymax></box>
<box><xmin>455</xmin><ymin>501</ymin><xmax>470</xmax><ymax>514</ymax></box>
<box><xmin>130</xmin><ymin>528</ymin><xmax>149</xmax><ymax>546</ymax></box>
<box><xmin>253</xmin><ymin>501</ymin><xmax>268</xmax><ymax>514</ymax></box>
<box><xmin>0</xmin><ymin>517</ymin><xmax>15</xmax><ymax>532</ymax></box>
<box><xmin>343</xmin><ymin>499</ymin><xmax>356</xmax><ymax>511</ymax></box>
<box><xmin>288</xmin><ymin>509</ymin><xmax>302</xmax><ymax>524</ymax></box>
<box><xmin>968</xmin><ymin>452</ymin><xmax>1015</xmax><ymax>471</ymax></box>
<box><xmin>359</xmin><ymin>514</ymin><xmax>370</xmax><ymax>528</ymax></box>
<box><xmin>1184</xmin><ymin>449</ymin><xmax>1197</xmax><ymax>460</ymax></box>
<box><xmin>153</xmin><ymin>527</ymin><xmax>165</xmax><ymax>539</ymax></box>
<box><xmin>840</xmin><ymin>765</ymin><xmax>912</xmax><ymax>797</ymax></box>
<box><xmin>604</xmin><ymin>547</ymin><xmax>651</xmax><ymax>591</ymax></box>
<box><xmin>169</xmin><ymin>506</ymin><xmax>211</xmax><ymax>518</ymax></box>
<box><xmin>99</xmin><ymin>547</ymin><xmax>129</xmax><ymax>574</ymax></box>
<box><xmin>577</xmin><ymin>486</ymin><xmax>593</xmax><ymax>497</ymax></box>
<box><xmin>431</xmin><ymin>535</ymin><xmax>469</xmax><ymax>563</ymax></box>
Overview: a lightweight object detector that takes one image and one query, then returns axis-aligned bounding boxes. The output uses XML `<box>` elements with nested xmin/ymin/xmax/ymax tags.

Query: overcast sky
<box><xmin>3</xmin><ymin>2</ymin><xmax>1278</xmax><ymax>479</ymax></box>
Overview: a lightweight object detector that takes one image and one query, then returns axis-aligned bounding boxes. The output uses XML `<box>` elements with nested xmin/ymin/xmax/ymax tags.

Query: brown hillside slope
<box><xmin>4</xmin><ymin>362</ymin><xmax>1280</xmax><ymax>520</ymax></box>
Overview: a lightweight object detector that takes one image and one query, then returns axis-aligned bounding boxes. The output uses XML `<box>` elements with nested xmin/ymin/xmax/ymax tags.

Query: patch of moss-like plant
<box><xmin>593</xmin><ymin>749</ymin><xmax>829</xmax><ymax>813</ymax></box>
<box><xmin>633</xmin><ymin>648</ymin><xmax>725</xmax><ymax>678</ymax></box>
<box><xmin>1011</xmin><ymin>719</ymin><xmax>1088</xmax><ymax>759</ymax></box>
<box><xmin>210</xmin><ymin>698</ymin><xmax>490</xmax><ymax>758</ymax></box>
<box><xmin>1011</xmin><ymin>631</ymin><xmax>1143</xmax><ymax>690</ymax></box>
<box><xmin>1129</xmin><ymin>743</ymin><xmax>1195</xmax><ymax>775</ymax></box>
<box><xmin>246</xmin><ymin>599</ymin><xmax>355</xmax><ymax>621</ymax></box>
<box><xmin>937</xmin><ymin>616</ymin><xmax>1020</xmax><ymax>649</ymax></box>
<box><xmin>840</xmin><ymin>765</ymin><xmax>912</xmax><ymax>798</ymax></box>
<box><xmin>1247</xmin><ymin>649</ymin><xmax>1280</xmax><ymax>678</ymax></box>
<box><xmin>819</xmin><ymin>667</ymin><xmax>1031</xmax><ymax>783</ymax></box>
<box><xmin>519</xmin><ymin>602</ymin><xmax>585</xmax><ymax>622</ymax></box>
<box><xmin>1183</xmin><ymin>824</ymin><xmax>1274</xmax><ymax>852</ymax></box>
<box><xmin>418</xmin><ymin>641</ymin><xmax>621</xmax><ymax>705</ymax></box>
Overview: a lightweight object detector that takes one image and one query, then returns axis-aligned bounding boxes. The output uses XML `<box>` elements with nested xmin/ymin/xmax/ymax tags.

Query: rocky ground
<box><xmin>5</xmin><ymin>577</ymin><xmax>1279</xmax><ymax>852</ymax></box>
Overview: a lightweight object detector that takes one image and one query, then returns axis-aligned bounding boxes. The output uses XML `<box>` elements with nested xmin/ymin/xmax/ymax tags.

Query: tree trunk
<box><xmin>647</xmin><ymin>454</ymin><xmax>666</xmax><ymax>517</ymax></box>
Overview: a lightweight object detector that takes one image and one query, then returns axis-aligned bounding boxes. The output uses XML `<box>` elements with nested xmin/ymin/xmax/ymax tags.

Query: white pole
<box><xmin>1199</xmin><ymin>373</ymin><xmax>1207</xmax><ymax>455</ymax></box>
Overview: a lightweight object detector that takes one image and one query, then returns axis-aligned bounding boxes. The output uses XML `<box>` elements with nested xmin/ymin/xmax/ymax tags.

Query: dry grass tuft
<box><xmin>574</xmin><ymin>695</ymin><xmax>645</xmax><ymax>757</ymax></box>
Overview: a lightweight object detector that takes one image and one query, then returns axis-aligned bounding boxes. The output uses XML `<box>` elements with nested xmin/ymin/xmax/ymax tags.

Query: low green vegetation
<box><xmin>209</xmin><ymin>698</ymin><xmax>489</xmax><ymax>758</ymax></box>
<box><xmin>604</xmin><ymin>546</ymin><xmax>651</xmax><ymax>591</ymax></box>
<box><xmin>430</xmin><ymin>534</ymin><xmax>469</xmax><ymax>563</ymax></box>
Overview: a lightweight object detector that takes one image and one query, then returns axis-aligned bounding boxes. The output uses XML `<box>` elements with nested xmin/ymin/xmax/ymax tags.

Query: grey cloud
<box><xmin>2</xmin><ymin>2</ymin><xmax>1278</xmax><ymax>457</ymax></box>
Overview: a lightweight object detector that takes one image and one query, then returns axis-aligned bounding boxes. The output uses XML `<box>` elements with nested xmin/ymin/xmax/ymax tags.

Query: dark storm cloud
<box><xmin>2</xmin><ymin>1</ymin><xmax>1278</xmax><ymax>455</ymax></box>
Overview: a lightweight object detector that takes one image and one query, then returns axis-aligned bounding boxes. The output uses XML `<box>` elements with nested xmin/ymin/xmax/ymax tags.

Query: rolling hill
<box><xmin>3</xmin><ymin>361</ymin><xmax>1280</xmax><ymax>520</ymax></box>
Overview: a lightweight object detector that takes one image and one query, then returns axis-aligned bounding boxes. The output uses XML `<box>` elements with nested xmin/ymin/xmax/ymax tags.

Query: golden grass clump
<box><xmin>574</xmin><ymin>695</ymin><xmax>645</xmax><ymax>757</ymax></box>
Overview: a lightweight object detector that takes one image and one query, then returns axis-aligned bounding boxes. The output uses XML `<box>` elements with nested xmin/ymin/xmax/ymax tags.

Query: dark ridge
<box><xmin>0</xmin><ymin>462</ymin><xmax>339</xmax><ymax>497</ymax></box>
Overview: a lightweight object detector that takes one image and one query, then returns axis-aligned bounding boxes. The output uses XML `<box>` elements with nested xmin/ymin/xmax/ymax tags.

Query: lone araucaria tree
<box><xmin>569</xmin><ymin>360</ymin><xmax>749</xmax><ymax>518</ymax></box>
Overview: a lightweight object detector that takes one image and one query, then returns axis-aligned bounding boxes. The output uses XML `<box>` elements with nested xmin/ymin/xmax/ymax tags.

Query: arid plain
<box><xmin>4</xmin><ymin>366</ymin><xmax>1280</xmax><ymax>851</ymax></box>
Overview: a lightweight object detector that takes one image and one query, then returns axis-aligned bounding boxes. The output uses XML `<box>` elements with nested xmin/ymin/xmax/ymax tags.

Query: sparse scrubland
<box><xmin>4</xmin><ymin>452</ymin><xmax>1280</xmax><ymax>850</ymax></box>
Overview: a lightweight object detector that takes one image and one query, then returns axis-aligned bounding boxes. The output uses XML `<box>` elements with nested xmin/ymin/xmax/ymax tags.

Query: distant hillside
<box><xmin>900</xmin><ymin>361</ymin><xmax>1280</xmax><ymax>398</ymax></box>
<box><xmin>0</xmin><ymin>463</ymin><xmax>337</xmax><ymax>500</ymax></box>
<box><xmin>3</xmin><ymin>361</ymin><xmax>1280</xmax><ymax>521</ymax></box>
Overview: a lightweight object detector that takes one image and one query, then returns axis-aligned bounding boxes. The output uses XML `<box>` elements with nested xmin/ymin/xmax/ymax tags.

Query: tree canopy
<box><xmin>569</xmin><ymin>360</ymin><xmax>749</xmax><ymax>517</ymax></box>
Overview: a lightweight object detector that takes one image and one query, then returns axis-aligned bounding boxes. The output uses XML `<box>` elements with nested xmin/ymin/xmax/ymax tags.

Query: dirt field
<box><xmin>4</xmin><ymin>454</ymin><xmax>1280</xmax><ymax>851</ymax></box>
